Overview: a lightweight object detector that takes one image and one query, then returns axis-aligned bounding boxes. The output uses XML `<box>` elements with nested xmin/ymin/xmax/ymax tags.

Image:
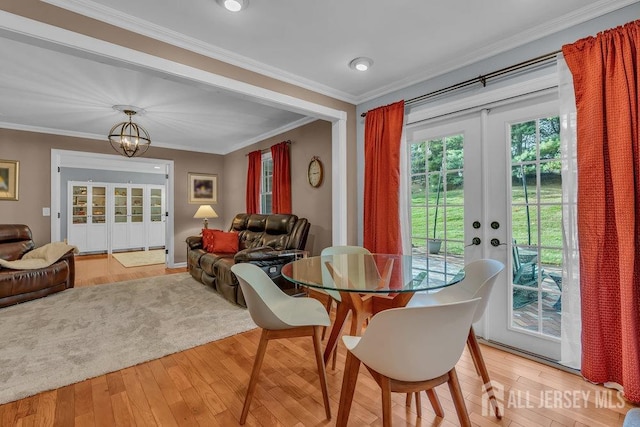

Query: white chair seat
<box><xmin>336</xmin><ymin>299</ymin><xmax>482</xmax><ymax>427</ymax></box>
<box><xmin>231</xmin><ymin>263</ymin><xmax>332</xmax><ymax>424</ymax></box>
<box><xmin>266</xmin><ymin>297</ymin><xmax>330</xmax><ymax>329</ymax></box>
<box><xmin>405</xmin><ymin>258</ymin><xmax>505</xmax><ymax>420</ymax></box>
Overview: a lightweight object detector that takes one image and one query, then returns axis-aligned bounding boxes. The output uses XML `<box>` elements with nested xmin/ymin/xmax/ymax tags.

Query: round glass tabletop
<box><xmin>281</xmin><ymin>253</ymin><xmax>464</xmax><ymax>293</ymax></box>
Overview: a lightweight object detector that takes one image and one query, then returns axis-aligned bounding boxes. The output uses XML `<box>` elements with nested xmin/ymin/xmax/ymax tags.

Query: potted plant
<box><xmin>428</xmin><ymin>161</ymin><xmax>444</xmax><ymax>254</ymax></box>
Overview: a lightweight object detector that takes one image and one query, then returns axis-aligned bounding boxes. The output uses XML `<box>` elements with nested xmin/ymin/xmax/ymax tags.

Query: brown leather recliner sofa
<box><xmin>0</xmin><ymin>224</ymin><xmax>76</xmax><ymax>308</ymax></box>
<box><xmin>186</xmin><ymin>213</ymin><xmax>310</xmax><ymax>307</ymax></box>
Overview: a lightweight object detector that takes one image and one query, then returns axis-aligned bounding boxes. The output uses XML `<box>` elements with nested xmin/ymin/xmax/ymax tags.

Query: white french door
<box><xmin>407</xmin><ymin>91</ymin><xmax>563</xmax><ymax>360</ymax></box>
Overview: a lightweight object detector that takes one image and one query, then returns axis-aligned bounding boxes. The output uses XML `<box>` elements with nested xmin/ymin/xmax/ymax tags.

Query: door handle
<box><xmin>466</xmin><ymin>237</ymin><xmax>481</xmax><ymax>247</ymax></box>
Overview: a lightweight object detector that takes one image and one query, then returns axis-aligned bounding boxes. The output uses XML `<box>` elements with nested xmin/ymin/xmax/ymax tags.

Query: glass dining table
<box><xmin>281</xmin><ymin>253</ymin><xmax>465</xmax><ymax>364</ymax></box>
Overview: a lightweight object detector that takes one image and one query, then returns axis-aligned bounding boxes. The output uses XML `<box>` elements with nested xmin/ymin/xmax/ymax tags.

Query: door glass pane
<box><xmin>92</xmin><ymin>186</ymin><xmax>106</xmax><ymax>224</ymax></box>
<box><xmin>72</xmin><ymin>186</ymin><xmax>87</xmax><ymax>224</ymax></box>
<box><xmin>131</xmin><ymin>187</ymin><xmax>143</xmax><ymax>223</ymax></box>
<box><xmin>510</xmin><ymin>116</ymin><xmax>562</xmax><ymax>338</ymax></box>
<box><xmin>114</xmin><ymin>187</ymin><xmax>127</xmax><ymax>223</ymax></box>
<box><xmin>150</xmin><ymin>188</ymin><xmax>162</xmax><ymax>222</ymax></box>
<box><xmin>410</xmin><ymin>133</ymin><xmax>463</xmax><ymax>263</ymax></box>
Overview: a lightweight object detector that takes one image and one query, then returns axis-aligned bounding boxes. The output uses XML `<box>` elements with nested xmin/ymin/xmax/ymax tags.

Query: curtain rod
<box><xmin>245</xmin><ymin>140</ymin><xmax>292</xmax><ymax>155</ymax></box>
<box><xmin>361</xmin><ymin>50</ymin><xmax>561</xmax><ymax>117</ymax></box>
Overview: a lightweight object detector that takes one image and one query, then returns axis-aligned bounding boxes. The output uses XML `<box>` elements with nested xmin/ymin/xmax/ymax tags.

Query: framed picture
<box><xmin>0</xmin><ymin>160</ymin><xmax>19</xmax><ymax>201</ymax></box>
<box><xmin>188</xmin><ymin>172</ymin><xmax>217</xmax><ymax>204</ymax></box>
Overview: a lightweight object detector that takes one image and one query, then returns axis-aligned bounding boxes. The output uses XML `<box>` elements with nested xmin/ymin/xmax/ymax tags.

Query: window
<box><xmin>260</xmin><ymin>153</ymin><xmax>273</xmax><ymax>214</ymax></box>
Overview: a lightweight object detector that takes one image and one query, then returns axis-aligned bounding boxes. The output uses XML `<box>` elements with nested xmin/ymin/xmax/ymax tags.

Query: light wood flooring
<box><xmin>0</xmin><ymin>253</ymin><xmax>637</xmax><ymax>426</ymax></box>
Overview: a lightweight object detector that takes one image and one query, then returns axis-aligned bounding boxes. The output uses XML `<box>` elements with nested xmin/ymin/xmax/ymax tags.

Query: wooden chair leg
<box><xmin>414</xmin><ymin>390</ymin><xmax>422</xmax><ymax>418</ymax></box>
<box><xmin>332</xmin><ymin>341</ymin><xmax>338</xmax><ymax>370</ymax></box>
<box><xmin>312</xmin><ymin>326</ymin><xmax>332</xmax><ymax>420</ymax></box>
<box><xmin>240</xmin><ymin>329</ymin><xmax>270</xmax><ymax>424</ymax></box>
<box><xmin>426</xmin><ymin>389</ymin><xmax>444</xmax><ymax>418</ymax></box>
<box><xmin>322</xmin><ymin>298</ymin><xmax>333</xmax><ymax>340</ymax></box>
<box><xmin>466</xmin><ymin>339</ymin><xmax>481</xmax><ymax>376</ymax></box>
<box><xmin>405</xmin><ymin>392</ymin><xmax>411</xmax><ymax>407</ymax></box>
<box><xmin>447</xmin><ymin>368</ymin><xmax>471</xmax><ymax>427</ymax></box>
<box><xmin>336</xmin><ymin>352</ymin><xmax>361</xmax><ymax>427</ymax></box>
<box><xmin>380</xmin><ymin>376</ymin><xmax>392</xmax><ymax>427</ymax></box>
<box><xmin>467</xmin><ymin>327</ymin><xmax>501</xmax><ymax>419</ymax></box>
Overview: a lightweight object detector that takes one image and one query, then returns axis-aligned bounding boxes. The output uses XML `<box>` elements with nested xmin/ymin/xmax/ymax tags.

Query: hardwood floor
<box><xmin>0</xmin><ymin>254</ymin><xmax>636</xmax><ymax>426</ymax></box>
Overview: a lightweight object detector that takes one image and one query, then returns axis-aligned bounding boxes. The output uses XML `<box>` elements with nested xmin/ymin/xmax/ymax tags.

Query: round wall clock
<box><xmin>307</xmin><ymin>157</ymin><xmax>324</xmax><ymax>188</ymax></box>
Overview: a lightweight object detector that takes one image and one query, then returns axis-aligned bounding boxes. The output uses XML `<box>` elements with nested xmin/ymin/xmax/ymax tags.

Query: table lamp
<box><xmin>194</xmin><ymin>205</ymin><xmax>218</xmax><ymax>229</ymax></box>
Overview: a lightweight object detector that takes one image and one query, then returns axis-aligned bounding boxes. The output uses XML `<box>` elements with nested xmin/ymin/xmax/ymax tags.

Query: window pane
<box><xmin>411</xmin><ymin>142</ymin><xmax>426</xmax><ymax>174</ymax></box>
<box><xmin>511</xmin><ymin>120</ymin><xmax>536</xmax><ymax>163</ymax></box>
<box><xmin>411</xmin><ymin>206</ymin><xmax>427</xmax><ymax>240</ymax></box>
<box><xmin>411</xmin><ymin>175</ymin><xmax>427</xmax><ymax>202</ymax></box>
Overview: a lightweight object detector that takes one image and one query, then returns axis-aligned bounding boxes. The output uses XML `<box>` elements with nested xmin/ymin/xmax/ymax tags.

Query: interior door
<box><xmin>407</xmin><ymin>92</ymin><xmax>563</xmax><ymax>360</ymax></box>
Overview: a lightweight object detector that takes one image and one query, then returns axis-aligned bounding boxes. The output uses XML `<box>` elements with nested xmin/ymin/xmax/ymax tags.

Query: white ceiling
<box><xmin>0</xmin><ymin>0</ymin><xmax>636</xmax><ymax>154</ymax></box>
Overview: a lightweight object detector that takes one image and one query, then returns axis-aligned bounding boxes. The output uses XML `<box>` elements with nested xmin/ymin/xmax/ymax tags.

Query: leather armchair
<box><xmin>0</xmin><ymin>224</ymin><xmax>76</xmax><ymax>308</ymax></box>
<box><xmin>186</xmin><ymin>213</ymin><xmax>310</xmax><ymax>307</ymax></box>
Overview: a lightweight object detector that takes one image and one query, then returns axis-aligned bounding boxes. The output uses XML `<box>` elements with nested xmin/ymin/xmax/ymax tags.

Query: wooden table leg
<box><xmin>322</xmin><ymin>291</ymin><xmax>373</xmax><ymax>364</ymax></box>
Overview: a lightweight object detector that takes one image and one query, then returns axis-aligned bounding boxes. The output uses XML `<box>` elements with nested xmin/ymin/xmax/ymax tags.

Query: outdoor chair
<box><xmin>406</xmin><ymin>259</ymin><xmax>505</xmax><ymax>419</ymax></box>
<box><xmin>336</xmin><ymin>299</ymin><xmax>481</xmax><ymax>427</ymax></box>
<box><xmin>512</xmin><ymin>241</ymin><xmax>562</xmax><ymax>309</ymax></box>
<box><xmin>231</xmin><ymin>263</ymin><xmax>332</xmax><ymax>424</ymax></box>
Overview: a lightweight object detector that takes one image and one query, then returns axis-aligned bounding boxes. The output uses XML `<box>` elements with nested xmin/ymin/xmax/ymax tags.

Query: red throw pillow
<box><xmin>211</xmin><ymin>231</ymin><xmax>239</xmax><ymax>253</ymax></box>
<box><xmin>201</xmin><ymin>228</ymin><xmax>219</xmax><ymax>252</ymax></box>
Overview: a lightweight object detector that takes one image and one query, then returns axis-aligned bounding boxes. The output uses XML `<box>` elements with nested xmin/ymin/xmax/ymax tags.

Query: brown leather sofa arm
<box><xmin>234</xmin><ymin>246</ymin><xmax>283</xmax><ymax>263</ymax></box>
<box><xmin>186</xmin><ymin>235</ymin><xmax>203</xmax><ymax>250</ymax></box>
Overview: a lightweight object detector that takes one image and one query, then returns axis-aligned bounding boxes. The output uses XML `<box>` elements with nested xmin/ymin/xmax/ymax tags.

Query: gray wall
<box><xmin>355</xmin><ymin>4</ymin><xmax>640</xmax><ymax>242</ymax></box>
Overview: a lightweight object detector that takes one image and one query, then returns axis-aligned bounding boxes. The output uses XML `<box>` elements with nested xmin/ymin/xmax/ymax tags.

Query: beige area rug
<box><xmin>112</xmin><ymin>249</ymin><xmax>166</xmax><ymax>267</ymax></box>
<box><xmin>0</xmin><ymin>273</ymin><xmax>256</xmax><ymax>405</ymax></box>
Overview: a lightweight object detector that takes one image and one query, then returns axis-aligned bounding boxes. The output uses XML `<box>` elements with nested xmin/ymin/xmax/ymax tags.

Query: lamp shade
<box><xmin>194</xmin><ymin>205</ymin><xmax>218</xmax><ymax>219</ymax></box>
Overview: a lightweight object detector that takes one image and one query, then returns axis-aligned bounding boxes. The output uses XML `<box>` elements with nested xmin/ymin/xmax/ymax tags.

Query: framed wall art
<box><xmin>0</xmin><ymin>160</ymin><xmax>19</xmax><ymax>201</ymax></box>
<box><xmin>188</xmin><ymin>172</ymin><xmax>217</xmax><ymax>204</ymax></box>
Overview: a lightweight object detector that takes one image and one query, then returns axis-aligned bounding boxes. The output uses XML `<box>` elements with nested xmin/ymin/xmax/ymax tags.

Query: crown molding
<box><xmin>41</xmin><ymin>0</ymin><xmax>358</xmax><ymax>104</ymax></box>
<box><xmin>0</xmin><ymin>116</ymin><xmax>319</xmax><ymax>156</ymax></box>
<box><xmin>219</xmin><ymin>116</ymin><xmax>317</xmax><ymax>155</ymax></box>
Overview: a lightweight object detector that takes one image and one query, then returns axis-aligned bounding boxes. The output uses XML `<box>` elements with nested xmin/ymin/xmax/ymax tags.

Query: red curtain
<box><xmin>563</xmin><ymin>20</ymin><xmax>640</xmax><ymax>404</ymax></box>
<box><xmin>271</xmin><ymin>141</ymin><xmax>291</xmax><ymax>214</ymax></box>
<box><xmin>246</xmin><ymin>150</ymin><xmax>262</xmax><ymax>214</ymax></box>
<box><xmin>363</xmin><ymin>100</ymin><xmax>405</xmax><ymax>254</ymax></box>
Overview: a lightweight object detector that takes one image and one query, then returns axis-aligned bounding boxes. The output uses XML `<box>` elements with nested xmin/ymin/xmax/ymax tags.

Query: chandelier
<box><xmin>108</xmin><ymin>106</ymin><xmax>151</xmax><ymax>158</ymax></box>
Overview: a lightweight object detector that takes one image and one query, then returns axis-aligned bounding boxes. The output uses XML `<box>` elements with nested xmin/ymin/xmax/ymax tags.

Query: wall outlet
<box><xmin>43</xmin><ymin>207</ymin><xmax>51</xmax><ymax>216</ymax></box>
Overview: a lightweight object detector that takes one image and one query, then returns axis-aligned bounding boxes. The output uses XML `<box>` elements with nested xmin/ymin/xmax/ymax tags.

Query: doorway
<box><xmin>50</xmin><ymin>149</ymin><xmax>175</xmax><ymax>266</ymax></box>
<box><xmin>407</xmin><ymin>91</ymin><xmax>564</xmax><ymax>360</ymax></box>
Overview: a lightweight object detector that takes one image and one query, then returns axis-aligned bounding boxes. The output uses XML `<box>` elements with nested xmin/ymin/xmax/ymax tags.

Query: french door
<box><xmin>407</xmin><ymin>91</ymin><xmax>563</xmax><ymax>360</ymax></box>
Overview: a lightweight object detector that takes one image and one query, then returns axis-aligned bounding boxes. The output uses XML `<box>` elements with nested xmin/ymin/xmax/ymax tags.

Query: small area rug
<box><xmin>0</xmin><ymin>273</ymin><xmax>256</xmax><ymax>405</ymax></box>
<box><xmin>112</xmin><ymin>249</ymin><xmax>165</xmax><ymax>267</ymax></box>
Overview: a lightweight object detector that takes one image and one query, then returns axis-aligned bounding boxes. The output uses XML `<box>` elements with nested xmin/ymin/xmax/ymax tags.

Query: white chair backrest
<box><xmin>320</xmin><ymin>246</ymin><xmax>372</xmax><ymax>299</ymax></box>
<box><xmin>437</xmin><ymin>259</ymin><xmax>504</xmax><ymax>323</ymax></box>
<box><xmin>349</xmin><ymin>298</ymin><xmax>481</xmax><ymax>382</ymax></box>
<box><xmin>231</xmin><ymin>263</ymin><xmax>290</xmax><ymax>330</ymax></box>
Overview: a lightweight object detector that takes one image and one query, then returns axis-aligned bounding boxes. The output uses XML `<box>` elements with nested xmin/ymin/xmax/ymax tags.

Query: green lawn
<box><xmin>411</xmin><ymin>182</ymin><xmax>563</xmax><ymax>265</ymax></box>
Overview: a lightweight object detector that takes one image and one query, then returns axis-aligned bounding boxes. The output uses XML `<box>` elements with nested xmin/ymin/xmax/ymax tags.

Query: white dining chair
<box><xmin>336</xmin><ymin>298</ymin><xmax>481</xmax><ymax>427</ymax></box>
<box><xmin>231</xmin><ymin>263</ymin><xmax>332</xmax><ymax>424</ymax></box>
<box><xmin>406</xmin><ymin>258</ymin><xmax>505</xmax><ymax>419</ymax></box>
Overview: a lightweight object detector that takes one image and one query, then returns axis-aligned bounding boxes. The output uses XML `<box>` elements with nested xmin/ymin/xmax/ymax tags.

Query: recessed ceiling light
<box><xmin>349</xmin><ymin>57</ymin><xmax>373</xmax><ymax>72</ymax></box>
<box><xmin>217</xmin><ymin>0</ymin><xmax>248</xmax><ymax>12</ymax></box>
